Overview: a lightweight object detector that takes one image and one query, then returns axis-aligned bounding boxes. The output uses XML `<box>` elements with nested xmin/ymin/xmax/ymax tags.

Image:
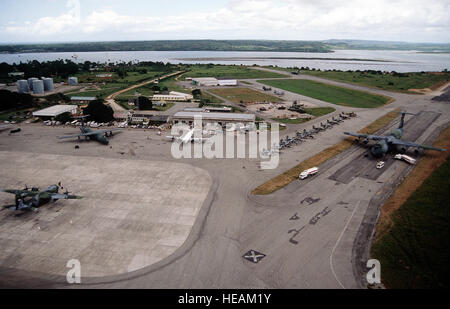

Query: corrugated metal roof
<box><xmin>71</xmin><ymin>96</ymin><xmax>97</xmax><ymax>101</ymax></box>
<box><xmin>33</xmin><ymin>105</ymin><xmax>78</xmax><ymax>117</ymax></box>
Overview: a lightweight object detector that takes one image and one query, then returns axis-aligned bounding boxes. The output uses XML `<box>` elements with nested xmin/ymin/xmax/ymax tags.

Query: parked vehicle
<box><xmin>376</xmin><ymin>161</ymin><xmax>385</xmax><ymax>169</ymax></box>
<box><xmin>394</xmin><ymin>154</ymin><xmax>416</xmax><ymax>165</ymax></box>
<box><xmin>299</xmin><ymin>167</ymin><xmax>319</xmax><ymax>180</ymax></box>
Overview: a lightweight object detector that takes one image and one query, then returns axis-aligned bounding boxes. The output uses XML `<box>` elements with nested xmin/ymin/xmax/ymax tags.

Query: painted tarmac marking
<box><xmin>309</xmin><ymin>207</ymin><xmax>331</xmax><ymax>225</ymax></box>
<box><xmin>289</xmin><ymin>213</ymin><xmax>300</xmax><ymax>221</ymax></box>
<box><xmin>288</xmin><ymin>226</ymin><xmax>305</xmax><ymax>245</ymax></box>
<box><xmin>243</xmin><ymin>250</ymin><xmax>266</xmax><ymax>264</ymax></box>
<box><xmin>330</xmin><ymin>201</ymin><xmax>361</xmax><ymax>289</ymax></box>
<box><xmin>301</xmin><ymin>197</ymin><xmax>321</xmax><ymax>205</ymax></box>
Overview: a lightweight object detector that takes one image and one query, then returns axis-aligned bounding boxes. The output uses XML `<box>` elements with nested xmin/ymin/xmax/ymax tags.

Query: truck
<box><xmin>376</xmin><ymin>161</ymin><xmax>385</xmax><ymax>169</ymax></box>
<box><xmin>394</xmin><ymin>154</ymin><xmax>416</xmax><ymax>165</ymax></box>
<box><xmin>299</xmin><ymin>167</ymin><xmax>319</xmax><ymax>180</ymax></box>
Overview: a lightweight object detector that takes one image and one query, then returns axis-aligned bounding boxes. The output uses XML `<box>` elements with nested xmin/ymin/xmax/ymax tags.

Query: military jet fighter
<box><xmin>58</xmin><ymin>116</ymin><xmax>121</xmax><ymax>145</ymax></box>
<box><xmin>1</xmin><ymin>184</ymin><xmax>82</xmax><ymax>212</ymax></box>
<box><xmin>344</xmin><ymin>112</ymin><xmax>447</xmax><ymax>158</ymax></box>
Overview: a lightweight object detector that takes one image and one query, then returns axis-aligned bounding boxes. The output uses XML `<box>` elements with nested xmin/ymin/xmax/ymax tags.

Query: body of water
<box><xmin>0</xmin><ymin>50</ymin><xmax>449</xmax><ymax>72</ymax></box>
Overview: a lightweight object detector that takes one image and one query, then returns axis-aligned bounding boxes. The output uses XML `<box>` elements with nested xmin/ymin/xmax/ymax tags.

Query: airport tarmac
<box><xmin>0</xmin><ymin>73</ymin><xmax>448</xmax><ymax>288</ymax></box>
<box><xmin>0</xmin><ymin>151</ymin><xmax>211</xmax><ymax>278</ymax></box>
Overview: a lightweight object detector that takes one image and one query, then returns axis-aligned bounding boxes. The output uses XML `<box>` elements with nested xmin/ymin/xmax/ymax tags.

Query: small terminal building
<box><xmin>114</xmin><ymin>111</ymin><xmax>169</xmax><ymax>125</ymax></box>
<box><xmin>71</xmin><ymin>96</ymin><xmax>97</xmax><ymax>104</ymax></box>
<box><xmin>152</xmin><ymin>91</ymin><xmax>193</xmax><ymax>102</ymax></box>
<box><xmin>172</xmin><ymin>111</ymin><xmax>255</xmax><ymax>127</ymax></box>
<box><xmin>33</xmin><ymin>105</ymin><xmax>78</xmax><ymax>120</ymax></box>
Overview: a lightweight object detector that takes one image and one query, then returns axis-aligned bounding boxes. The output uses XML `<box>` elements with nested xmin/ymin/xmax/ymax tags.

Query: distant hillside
<box><xmin>324</xmin><ymin>39</ymin><xmax>450</xmax><ymax>52</ymax></box>
<box><xmin>0</xmin><ymin>39</ymin><xmax>449</xmax><ymax>54</ymax></box>
<box><xmin>0</xmin><ymin>40</ymin><xmax>332</xmax><ymax>54</ymax></box>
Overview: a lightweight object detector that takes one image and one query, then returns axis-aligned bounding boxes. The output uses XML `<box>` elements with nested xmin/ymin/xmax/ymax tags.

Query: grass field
<box><xmin>252</xmin><ymin>110</ymin><xmax>399</xmax><ymax>195</ymax></box>
<box><xmin>371</xmin><ymin>126</ymin><xmax>450</xmax><ymax>289</ymax></box>
<box><xmin>305</xmin><ymin>107</ymin><xmax>336</xmax><ymax>117</ymax></box>
<box><xmin>258</xmin><ymin>79</ymin><xmax>392</xmax><ymax>108</ymax></box>
<box><xmin>208</xmin><ymin>87</ymin><xmax>282</xmax><ymax>103</ymax></box>
<box><xmin>272</xmin><ymin>107</ymin><xmax>335</xmax><ymax>124</ymax></box>
<box><xmin>65</xmin><ymin>69</ymin><xmax>180</xmax><ymax>100</ymax></box>
<box><xmin>0</xmin><ymin>108</ymin><xmax>34</xmax><ymax>122</ymax></box>
<box><xmin>272</xmin><ymin>117</ymin><xmax>310</xmax><ymax>124</ymax></box>
<box><xmin>65</xmin><ymin>83</ymin><xmax>127</xmax><ymax>100</ymax></box>
<box><xmin>183</xmin><ymin>64</ymin><xmax>285</xmax><ymax>79</ymax></box>
<box><xmin>73</xmin><ymin>69</ymin><xmax>165</xmax><ymax>84</ymax></box>
<box><xmin>302</xmin><ymin>71</ymin><xmax>450</xmax><ymax>93</ymax></box>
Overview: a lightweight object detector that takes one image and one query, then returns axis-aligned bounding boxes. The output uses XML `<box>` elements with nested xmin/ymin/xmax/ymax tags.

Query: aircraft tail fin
<box><xmin>398</xmin><ymin>112</ymin><xmax>417</xmax><ymax>129</ymax></box>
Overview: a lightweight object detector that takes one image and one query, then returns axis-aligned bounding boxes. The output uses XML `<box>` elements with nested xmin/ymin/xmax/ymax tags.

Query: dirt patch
<box><xmin>252</xmin><ymin>110</ymin><xmax>400</xmax><ymax>195</ymax></box>
<box><xmin>409</xmin><ymin>81</ymin><xmax>450</xmax><ymax>94</ymax></box>
<box><xmin>209</xmin><ymin>87</ymin><xmax>282</xmax><ymax>104</ymax></box>
<box><xmin>408</xmin><ymin>88</ymin><xmax>432</xmax><ymax>94</ymax></box>
<box><xmin>374</xmin><ymin>125</ymin><xmax>450</xmax><ymax>241</ymax></box>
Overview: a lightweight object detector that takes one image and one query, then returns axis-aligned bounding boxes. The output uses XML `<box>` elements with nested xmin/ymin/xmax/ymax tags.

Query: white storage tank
<box><xmin>68</xmin><ymin>77</ymin><xmax>78</xmax><ymax>86</ymax></box>
<box><xmin>43</xmin><ymin>78</ymin><xmax>54</xmax><ymax>91</ymax></box>
<box><xmin>32</xmin><ymin>80</ymin><xmax>45</xmax><ymax>94</ymax></box>
<box><xmin>28</xmin><ymin>77</ymin><xmax>39</xmax><ymax>91</ymax></box>
<box><xmin>17</xmin><ymin>80</ymin><xmax>29</xmax><ymax>93</ymax></box>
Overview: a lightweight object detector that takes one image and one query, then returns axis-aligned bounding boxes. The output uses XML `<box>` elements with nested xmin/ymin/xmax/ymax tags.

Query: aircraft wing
<box><xmin>181</xmin><ymin>129</ymin><xmax>194</xmax><ymax>144</ymax></box>
<box><xmin>51</xmin><ymin>193</ymin><xmax>83</xmax><ymax>200</ymax></box>
<box><xmin>344</xmin><ymin>132</ymin><xmax>386</xmax><ymax>141</ymax></box>
<box><xmin>90</xmin><ymin>128</ymin><xmax>122</xmax><ymax>135</ymax></box>
<box><xmin>58</xmin><ymin>134</ymin><xmax>85</xmax><ymax>139</ymax></box>
<box><xmin>0</xmin><ymin>189</ymin><xmax>35</xmax><ymax>196</ymax></box>
<box><xmin>391</xmin><ymin>140</ymin><xmax>447</xmax><ymax>152</ymax></box>
<box><xmin>58</xmin><ymin>129</ymin><xmax>122</xmax><ymax>139</ymax></box>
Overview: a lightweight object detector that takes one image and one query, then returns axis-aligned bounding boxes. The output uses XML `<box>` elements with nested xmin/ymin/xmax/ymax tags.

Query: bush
<box><xmin>0</xmin><ymin>90</ymin><xmax>35</xmax><ymax>111</ymax></box>
<box><xmin>83</xmin><ymin>99</ymin><xmax>114</xmax><ymax>123</ymax></box>
<box><xmin>55</xmin><ymin>112</ymin><xmax>72</xmax><ymax>123</ymax></box>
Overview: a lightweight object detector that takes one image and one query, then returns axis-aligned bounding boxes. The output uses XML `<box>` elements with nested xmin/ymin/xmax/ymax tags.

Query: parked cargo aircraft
<box><xmin>1</xmin><ymin>184</ymin><xmax>82</xmax><ymax>212</ymax></box>
<box><xmin>344</xmin><ymin>112</ymin><xmax>446</xmax><ymax>158</ymax></box>
<box><xmin>58</xmin><ymin>116</ymin><xmax>121</xmax><ymax>145</ymax></box>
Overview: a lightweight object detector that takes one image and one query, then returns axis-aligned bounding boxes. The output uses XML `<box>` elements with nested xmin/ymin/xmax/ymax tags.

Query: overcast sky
<box><xmin>1</xmin><ymin>0</ymin><xmax>449</xmax><ymax>43</ymax></box>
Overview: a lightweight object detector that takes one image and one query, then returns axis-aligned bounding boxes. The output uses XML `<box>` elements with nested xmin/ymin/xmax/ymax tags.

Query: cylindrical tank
<box><xmin>43</xmin><ymin>78</ymin><xmax>54</xmax><ymax>91</ymax></box>
<box><xmin>17</xmin><ymin>80</ymin><xmax>29</xmax><ymax>93</ymax></box>
<box><xmin>68</xmin><ymin>77</ymin><xmax>78</xmax><ymax>86</ymax></box>
<box><xmin>32</xmin><ymin>80</ymin><xmax>44</xmax><ymax>94</ymax></box>
<box><xmin>28</xmin><ymin>78</ymin><xmax>38</xmax><ymax>91</ymax></box>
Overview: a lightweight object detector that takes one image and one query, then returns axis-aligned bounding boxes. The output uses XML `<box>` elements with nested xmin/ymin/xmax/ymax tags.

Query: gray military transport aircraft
<box><xmin>1</xmin><ymin>184</ymin><xmax>82</xmax><ymax>212</ymax></box>
<box><xmin>58</xmin><ymin>115</ymin><xmax>121</xmax><ymax>145</ymax></box>
<box><xmin>344</xmin><ymin>112</ymin><xmax>447</xmax><ymax>158</ymax></box>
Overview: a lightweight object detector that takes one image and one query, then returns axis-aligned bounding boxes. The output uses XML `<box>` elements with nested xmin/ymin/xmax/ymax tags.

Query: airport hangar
<box><xmin>191</xmin><ymin>77</ymin><xmax>238</xmax><ymax>87</ymax></box>
<box><xmin>171</xmin><ymin>111</ymin><xmax>255</xmax><ymax>127</ymax></box>
<box><xmin>32</xmin><ymin>105</ymin><xmax>78</xmax><ymax>120</ymax></box>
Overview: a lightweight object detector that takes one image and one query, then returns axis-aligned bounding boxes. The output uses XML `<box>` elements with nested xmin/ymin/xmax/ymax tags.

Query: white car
<box><xmin>299</xmin><ymin>167</ymin><xmax>319</xmax><ymax>180</ymax></box>
<box><xmin>394</xmin><ymin>154</ymin><xmax>416</xmax><ymax>165</ymax></box>
<box><xmin>376</xmin><ymin>161</ymin><xmax>385</xmax><ymax>169</ymax></box>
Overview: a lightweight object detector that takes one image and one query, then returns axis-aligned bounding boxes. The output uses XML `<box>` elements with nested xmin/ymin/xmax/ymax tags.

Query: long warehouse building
<box><xmin>172</xmin><ymin>111</ymin><xmax>255</xmax><ymax>126</ymax></box>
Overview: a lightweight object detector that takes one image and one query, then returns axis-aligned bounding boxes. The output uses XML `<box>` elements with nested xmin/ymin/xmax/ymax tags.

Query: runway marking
<box><xmin>243</xmin><ymin>250</ymin><xmax>266</xmax><ymax>264</ymax></box>
<box><xmin>309</xmin><ymin>207</ymin><xmax>331</xmax><ymax>225</ymax></box>
<box><xmin>289</xmin><ymin>213</ymin><xmax>300</xmax><ymax>221</ymax></box>
<box><xmin>301</xmin><ymin>197</ymin><xmax>321</xmax><ymax>205</ymax></box>
<box><xmin>329</xmin><ymin>201</ymin><xmax>361</xmax><ymax>289</ymax></box>
<box><xmin>288</xmin><ymin>226</ymin><xmax>305</xmax><ymax>245</ymax></box>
